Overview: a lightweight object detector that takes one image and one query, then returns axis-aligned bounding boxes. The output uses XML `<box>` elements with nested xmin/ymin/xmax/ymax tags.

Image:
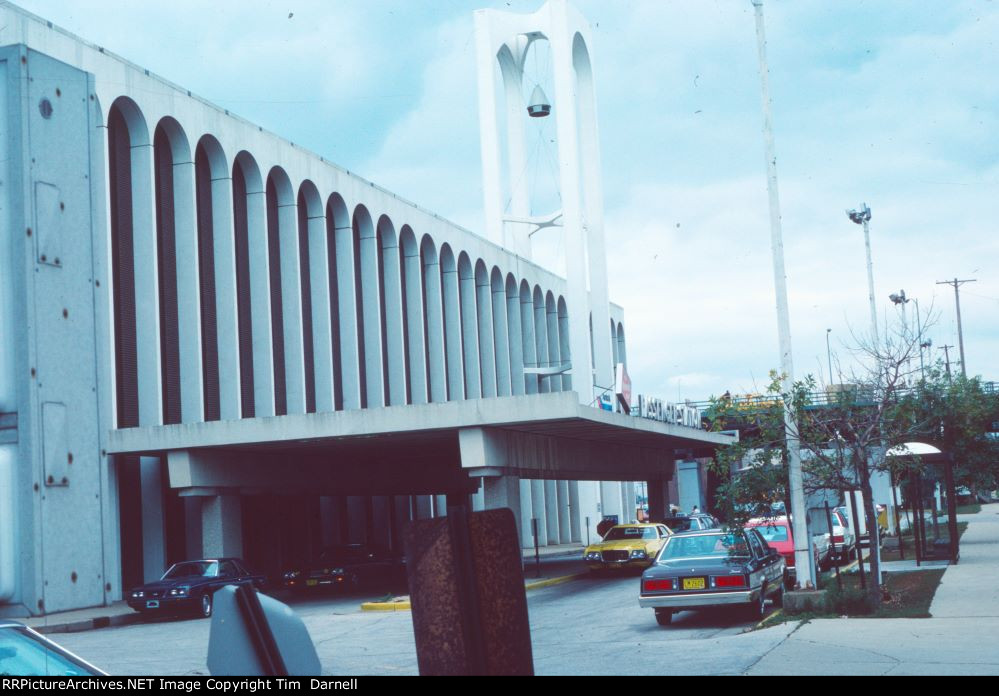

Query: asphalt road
<box><xmin>54</xmin><ymin>565</ymin><xmax>788</xmax><ymax>676</ymax></box>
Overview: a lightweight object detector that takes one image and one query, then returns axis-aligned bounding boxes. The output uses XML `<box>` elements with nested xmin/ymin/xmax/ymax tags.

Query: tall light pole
<box><xmin>847</xmin><ymin>204</ymin><xmax>877</xmax><ymax>341</ymax></box>
<box><xmin>751</xmin><ymin>0</ymin><xmax>813</xmax><ymax>588</ymax></box>
<box><xmin>826</xmin><ymin>328</ymin><xmax>834</xmax><ymax>387</ymax></box>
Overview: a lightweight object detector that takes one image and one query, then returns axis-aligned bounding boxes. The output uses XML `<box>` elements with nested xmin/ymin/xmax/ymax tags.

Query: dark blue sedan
<box><xmin>638</xmin><ymin>528</ymin><xmax>786</xmax><ymax>626</ymax></box>
<box><xmin>127</xmin><ymin>558</ymin><xmax>266</xmax><ymax>618</ymax></box>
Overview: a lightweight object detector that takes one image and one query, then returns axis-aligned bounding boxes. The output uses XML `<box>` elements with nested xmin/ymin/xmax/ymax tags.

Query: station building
<box><xmin>0</xmin><ymin>0</ymin><xmax>731</xmax><ymax>616</ymax></box>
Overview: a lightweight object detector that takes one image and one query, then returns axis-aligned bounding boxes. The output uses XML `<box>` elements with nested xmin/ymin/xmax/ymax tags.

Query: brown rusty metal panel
<box><xmin>405</xmin><ymin>507</ymin><xmax>533</xmax><ymax>675</ymax></box>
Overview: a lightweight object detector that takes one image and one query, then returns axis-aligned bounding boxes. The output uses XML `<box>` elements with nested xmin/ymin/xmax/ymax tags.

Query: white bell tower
<box><xmin>474</xmin><ymin>0</ymin><xmax>614</xmax><ymax>404</ymax></box>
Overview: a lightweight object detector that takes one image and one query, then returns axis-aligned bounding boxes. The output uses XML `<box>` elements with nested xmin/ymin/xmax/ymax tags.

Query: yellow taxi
<box><xmin>583</xmin><ymin>523</ymin><xmax>672</xmax><ymax>571</ymax></box>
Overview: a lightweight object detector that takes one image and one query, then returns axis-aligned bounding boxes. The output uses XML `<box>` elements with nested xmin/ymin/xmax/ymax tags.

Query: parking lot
<box><xmin>52</xmin><ymin>567</ymin><xmax>789</xmax><ymax>676</ymax></box>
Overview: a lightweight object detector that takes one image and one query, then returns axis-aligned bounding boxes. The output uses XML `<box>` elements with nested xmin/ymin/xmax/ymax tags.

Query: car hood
<box><xmin>586</xmin><ymin>540</ymin><xmax>657</xmax><ymax>553</ymax></box>
<box><xmin>132</xmin><ymin>578</ymin><xmax>211</xmax><ymax>592</ymax></box>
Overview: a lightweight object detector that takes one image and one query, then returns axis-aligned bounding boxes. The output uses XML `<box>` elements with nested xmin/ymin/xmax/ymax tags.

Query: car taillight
<box><xmin>832</xmin><ymin>535</ymin><xmax>844</xmax><ymax>544</ymax></box>
<box><xmin>643</xmin><ymin>579</ymin><xmax>674</xmax><ymax>592</ymax></box>
<box><xmin>714</xmin><ymin>575</ymin><xmax>747</xmax><ymax>588</ymax></box>
<box><xmin>784</xmin><ymin>553</ymin><xmax>795</xmax><ymax>567</ymax></box>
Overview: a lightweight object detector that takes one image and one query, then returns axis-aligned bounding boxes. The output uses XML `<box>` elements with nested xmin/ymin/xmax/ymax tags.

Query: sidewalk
<box><xmin>22</xmin><ymin>601</ymin><xmax>140</xmax><ymax>635</ymax></box>
<box><xmin>747</xmin><ymin>503</ymin><xmax>999</xmax><ymax>675</ymax></box>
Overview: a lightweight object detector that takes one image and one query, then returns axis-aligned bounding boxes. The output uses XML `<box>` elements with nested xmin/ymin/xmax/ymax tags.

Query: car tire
<box><xmin>654</xmin><ymin>609</ymin><xmax>673</xmax><ymax>626</ymax></box>
<box><xmin>200</xmin><ymin>592</ymin><xmax>213</xmax><ymax>619</ymax></box>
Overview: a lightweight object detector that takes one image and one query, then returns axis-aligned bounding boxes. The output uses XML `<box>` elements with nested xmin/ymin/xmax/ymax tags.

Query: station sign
<box><xmin>637</xmin><ymin>394</ymin><xmax>703</xmax><ymax>430</ymax></box>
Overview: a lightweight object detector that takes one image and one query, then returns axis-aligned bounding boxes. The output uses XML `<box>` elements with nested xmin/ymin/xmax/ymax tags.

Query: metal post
<box><xmin>826</xmin><ymin>328</ymin><xmax>834</xmax><ymax>387</ymax></box>
<box><xmin>751</xmin><ymin>0</ymin><xmax>812</xmax><ymax>589</ymax></box>
<box><xmin>936</xmin><ymin>278</ymin><xmax>976</xmax><ymax>378</ymax></box>
<box><xmin>849</xmin><ymin>490</ymin><xmax>866</xmax><ymax>590</ymax></box>
<box><xmin>891</xmin><ymin>471</ymin><xmax>904</xmax><ymax>561</ymax></box>
<box><xmin>531</xmin><ymin>518</ymin><xmax>541</xmax><ymax>578</ymax></box>
<box><xmin>863</xmin><ymin>215</ymin><xmax>877</xmax><ymax>340</ymax></box>
<box><xmin>944</xmin><ymin>449</ymin><xmax>960</xmax><ymax>565</ymax></box>
<box><xmin>585</xmin><ymin>516</ymin><xmax>590</xmax><ymax>547</ymax></box>
<box><xmin>825</xmin><ymin>502</ymin><xmax>841</xmax><ymax>589</ymax></box>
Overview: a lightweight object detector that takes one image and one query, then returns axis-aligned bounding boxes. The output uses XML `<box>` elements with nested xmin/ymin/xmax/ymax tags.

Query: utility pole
<box><xmin>751</xmin><ymin>0</ymin><xmax>812</xmax><ymax>588</ymax></box>
<box><xmin>847</xmin><ymin>204</ymin><xmax>877</xmax><ymax>340</ymax></box>
<box><xmin>936</xmin><ymin>278</ymin><xmax>976</xmax><ymax>378</ymax></box>
<box><xmin>940</xmin><ymin>345</ymin><xmax>954</xmax><ymax>381</ymax></box>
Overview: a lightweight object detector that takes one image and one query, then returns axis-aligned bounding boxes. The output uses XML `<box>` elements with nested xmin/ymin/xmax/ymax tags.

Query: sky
<box><xmin>10</xmin><ymin>0</ymin><xmax>998</xmax><ymax>403</ymax></box>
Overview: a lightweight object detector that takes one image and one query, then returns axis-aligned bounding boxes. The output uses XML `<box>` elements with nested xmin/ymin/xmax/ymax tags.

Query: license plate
<box><xmin>306</xmin><ymin>579</ymin><xmax>318</xmax><ymax>587</ymax></box>
<box><xmin>682</xmin><ymin>577</ymin><xmax>706</xmax><ymax>590</ymax></box>
<box><xmin>145</xmin><ymin>600</ymin><xmax>159</xmax><ymax>609</ymax></box>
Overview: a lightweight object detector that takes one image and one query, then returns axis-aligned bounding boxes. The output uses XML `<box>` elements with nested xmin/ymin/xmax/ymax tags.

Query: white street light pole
<box><xmin>751</xmin><ymin>0</ymin><xmax>813</xmax><ymax>588</ymax></box>
<box><xmin>847</xmin><ymin>204</ymin><xmax>877</xmax><ymax>341</ymax></box>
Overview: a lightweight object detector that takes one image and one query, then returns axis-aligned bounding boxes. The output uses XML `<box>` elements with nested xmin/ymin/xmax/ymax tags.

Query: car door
<box><xmin>749</xmin><ymin>529</ymin><xmax>781</xmax><ymax>587</ymax></box>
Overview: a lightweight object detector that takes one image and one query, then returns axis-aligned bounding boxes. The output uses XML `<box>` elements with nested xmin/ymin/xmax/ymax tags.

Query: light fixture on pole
<box><xmin>527</xmin><ymin>84</ymin><xmax>551</xmax><ymax>118</ymax></box>
<box><xmin>847</xmin><ymin>203</ymin><xmax>878</xmax><ymax>341</ymax></box>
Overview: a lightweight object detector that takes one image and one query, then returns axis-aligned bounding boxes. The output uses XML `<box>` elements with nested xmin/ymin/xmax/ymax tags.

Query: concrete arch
<box><xmin>419</xmin><ymin>235</ymin><xmax>446</xmax><ymax>403</ymax></box>
<box><xmin>490</xmin><ymin>267</ymin><xmax>511</xmax><ymax>397</ymax></box>
<box><xmin>232</xmin><ymin>150</ymin><xmax>273</xmax><ymax>418</ymax></box>
<box><xmin>327</xmin><ymin>192</ymin><xmax>354</xmax><ymax>410</ymax></box>
<box><xmin>505</xmin><ymin>274</ymin><xmax>525</xmax><ymax>396</ymax></box>
<box><xmin>194</xmin><ymin>134</ymin><xmax>236</xmax><ymax>421</ymax></box>
<box><xmin>457</xmin><ymin>252</ymin><xmax>479</xmax><ymax>399</ymax></box>
<box><xmin>439</xmin><ymin>244</ymin><xmax>463</xmax><ymax>400</ymax></box>
<box><xmin>558</xmin><ymin>296</ymin><xmax>571</xmax><ymax>392</ymax></box>
<box><xmin>153</xmin><ymin>118</ymin><xmax>198</xmax><ymax>425</ymax></box>
<box><xmin>377</xmin><ymin>215</ymin><xmax>406</xmax><ymax>406</ymax></box>
<box><xmin>533</xmin><ymin>286</ymin><xmax>549</xmax><ymax>393</ymax></box>
<box><xmin>617</xmin><ymin>321</ymin><xmax>627</xmax><ymax>369</ymax></box>
<box><xmin>353</xmin><ymin>205</ymin><xmax>381</xmax><ymax>408</ymax></box>
<box><xmin>475</xmin><ymin>260</ymin><xmax>496</xmax><ymax>398</ymax></box>
<box><xmin>519</xmin><ymin>280</ymin><xmax>538</xmax><ymax>395</ymax></box>
<box><xmin>545</xmin><ymin>290</ymin><xmax>561</xmax><ymax>392</ymax></box>
<box><xmin>297</xmin><ymin>180</ymin><xmax>329</xmax><ymax>414</ymax></box>
<box><xmin>108</xmin><ymin>97</ymin><xmax>158</xmax><ymax>428</ymax></box>
<box><xmin>399</xmin><ymin>227</ymin><xmax>426</xmax><ymax>405</ymax></box>
<box><xmin>610</xmin><ymin>319</ymin><xmax>619</xmax><ymax>368</ymax></box>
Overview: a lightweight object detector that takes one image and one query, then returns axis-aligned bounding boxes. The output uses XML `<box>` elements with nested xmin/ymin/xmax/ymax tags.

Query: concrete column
<box><xmin>519</xmin><ymin>479</ymin><xmax>534</xmax><ymax>549</ymax></box>
<box><xmin>379</xmin><ymin>230</ymin><xmax>406</xmax><ymax>406</ymax></box>
<box><xmin>533</xmin><ymin>292</ymin><xmax>549</xmax><ymax>393</ymax></box>
<box><xmin>422</xmin><ymin>248</ymin><xmax>447</xmax><ymax>403</ymax></box>
<box><xmin>140</xmin><ymin>457</ymin><xmax>166</xmax><ymax>582</ymax></box>
<box><xmin>209</xmin><ymin>174</ymin><xmax>241</xmax><ymax>421</ymax></box>
<box><xmin>546</xmin><ymin>294</ymin><xmax>562</xmax><ymax>392</ymax></box>
<box><xmin>557</xmin><ymin>480</ymin><xmax>571</xmax><ymax>544</ymax></box>
<box><xmin>434</xmin><ymin>495</ymin><xmax>448</xmax><ymax>518</ymax></box>
<box><xmin>472</xmin><ymin>481</ymin><xmax>486</xmax><ymax>512</ymax></box>
<box><xmin>568</xmin><ymin>481</ymin><xmax>582</xmax><ymax>543</ymax></box>
<box><xmin>483</xmin><ymin>476</ymin><xmax>522</xmax><ymax>540</ymax></box>
<box><xmin>202</xmin><ymin>494</ymin><xmax>242</xmax><ymax>559</ymax></box>
<box><xmin>277</xmin><ymin>201</ymin><xmax>307</xmax><ymax>415</ymax></box>
<box><xmin>334</xmin><ymin>225</ymin><xmax>361</xmax><ymax>409</ymax></box>
<box><xmin>358</xmin><ymin>226</ymin><xmax>384</xmax><ymax>408</ymax></box>
<box><xmin>370</xmin><ymin>496</ymin><xmax>392</xmax><ymax>549</ymax></box>
<box><xmin>403</xmin><ymin>239</ymin><xmax>428</xmax><ymax>404</ymax></box>
<box><xmin>577</xmin><ymin>481</ymin><xmax>601</xmax><ymax>546</ymax></box>
<box><xmin>530</xmin><ymin>480</ymin><xmax>548</xmax><ymax>547</ymax></box>
<box><xmin>184</xmin><ymin>497</ymin><xmax>203</xmax><ymax>560</ymax></box>
<box><xmin>506</xmin><ymin>281</ymin><xmax>525</xmax><ymax>396</ymax></box>
<box><xmin>544</xmin><ymin>480</ymin><xmax>559</xmax><ymax>545</ymax></box>
<box><xmin>621</xmin><ymin>482</ymin><xmax>635</xmax><ymax>523</ymax></box>
<box><xmin>677</xmin><ymin>460</ymin><xmax>703</xmax><ymax>514</ymax></box>
<box><xmin>441</xmin><ymin>259</ymin><xmax>464</xmax><ymax>400</ymax></box>
<box><xmin>459</xmin><ymin>265</ymin><xmax>480</xmax><ymax>399</ymax></box>
<box><xmin>307</xmin><ymin>214</ymin><xmax>335</xmax><ymax>412</ymax></box>
<box><xmin>246</xmin><ymin>189</ymin><xmax>275</xmax><ymax>417</ymax></box>
<box><xmin>131</xmin><ymin>143</ymin><xmax>163</xmax><ymax>427</ymax></box>
<box><xmin>600</xmin><ymin>481</ymin><xmax>622</xmax><ymax>521</ymax></box>
<box><xmin>319</xmin><ymin>496</ymin><xmax>339</xmax><ymax>546</ymax></box>
<box><xmin>520</xmin><ymin>288</ymin><xmax>538</xmax><ymax>395</ymax></box>
<box><xmin>491</xmin><ymin>273</ymin><xmax>511</xmax><ymax>396</ymax></box>
<box><xmin>647</xmin><ymin>479</ymin><xmax>667</xmax><ymax>524</ymax></box>
<box><xmin>475</xmin><ymin>267</ymin><xmax>496</xmax><ymax>398</ymax></box>
<box><xmin>172</xmin><ymin>157</ymin><xmax>204</xmax><ymax>422</ymax></box>
<box><xmin>558</xmin><ymin>299</ymin><xmax>572</xmax><ymax>392</ymax></box>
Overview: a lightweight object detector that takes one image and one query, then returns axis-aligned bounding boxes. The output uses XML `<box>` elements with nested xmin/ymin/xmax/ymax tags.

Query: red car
<box><xmin>745</xmin><ymin>516</ymin><xmax>822</xmax><ymax>588</ymax></box>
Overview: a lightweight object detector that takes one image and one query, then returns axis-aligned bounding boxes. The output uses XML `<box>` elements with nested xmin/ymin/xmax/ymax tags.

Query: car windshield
<box><xmin>603</xmin><ymin>527</ymin><xmax>657</xmax><ymax>541</ymax></box>
<box><xmin>663</xmin><ymin>517</ymin><xmax>693</xmax><ymax>531</ymax></box>
<box><xmin>162</xmin><ymin>561</ymin><xmax>218</xmax><ymax>580</ymax></box>
<box><xmin>752</xmin><ymin>524</ymin><xmax>789</xmax><ymax>543</ymax></box>
<box><xmin>0</xmin><ymin>626</ymin><xmax>99</xmax><ymax>676</ymax></box>
<box><xmin>657</xmin><ymin>533</ymin><xmax>750</xmax><ymax>561</ymax></box>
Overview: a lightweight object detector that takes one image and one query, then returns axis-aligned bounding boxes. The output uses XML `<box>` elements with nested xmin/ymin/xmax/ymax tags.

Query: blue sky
<box><xmin>12</xmin><ymin>0</ymin><xmax>998</xmax><ymax>401</ymax></box>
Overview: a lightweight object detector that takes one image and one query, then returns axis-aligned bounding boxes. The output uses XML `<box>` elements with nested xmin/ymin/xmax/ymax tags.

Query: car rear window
<box><xmin>662</xmin><ymin>517</ymin><xmax>693</xmax><ymax>532</ymax></box>
<box><xmin>604</xmin><ymin>527</ymin><xmax>657</xmax><ymax>540</ymax></box>
<box><xmin>753</xmin><ymin>524</ymin><xmax>789</xmax><ymax>543</ymax></box>
<box><xmin>658</xmin><ymin>533</ymin><xmax>749</xmax><ymax>560</ymax></box>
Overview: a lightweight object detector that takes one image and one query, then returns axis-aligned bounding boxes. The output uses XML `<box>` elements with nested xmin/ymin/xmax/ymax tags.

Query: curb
<box><xmin>31</xmin><ymin>612</ymin><xmax>142</xmax><ymax>635</ymax></box>
<box><xmin>360</xmin><ymin>572</ymin><xmax>586</xmax><ymax>612</ymax></box>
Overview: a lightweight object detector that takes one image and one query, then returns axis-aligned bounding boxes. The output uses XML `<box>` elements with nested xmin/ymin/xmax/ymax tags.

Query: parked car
<box><xmin>282</xmin><ymin>544</ymin><xmax>404</xmax><ymax>593</ymax></box>
<box><xmin>659</xmin><ymin>513</ymin><xmax>720</xmax><ymax>532</ymax></box>
<box><xmin>127</xmin><ymin>558</ymin><xmax>266</xmax><ymax>618</ymax></box>
<box><xmin>583</xmin><ymin>523</ymin><xmax>672</xmax><ymax>571</ymax></box>
<box><xmin>828</xmin><ymin>507</ymin><xmax>857</xmax><ymax>563</ymax></box>
<box><xmin>0</xmin><ymin>620</ymin><xmax>106</xmax><ymax>675</ymax></box>
<box><xmin>638</xmin><ymin>528</ymin><xmax>786</xmax><ymax>626</ymax></box>
<box><xmin>745</xmin><ymin>516</ymin><xmax>830</xmax><ymax>583</ymax></box>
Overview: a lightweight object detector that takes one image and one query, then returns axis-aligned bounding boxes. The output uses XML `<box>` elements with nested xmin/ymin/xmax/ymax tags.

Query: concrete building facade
<box><xmin>0</xmin><ymin>0</ymin><xmax>730</xmax><ymax>617</ymax></box>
